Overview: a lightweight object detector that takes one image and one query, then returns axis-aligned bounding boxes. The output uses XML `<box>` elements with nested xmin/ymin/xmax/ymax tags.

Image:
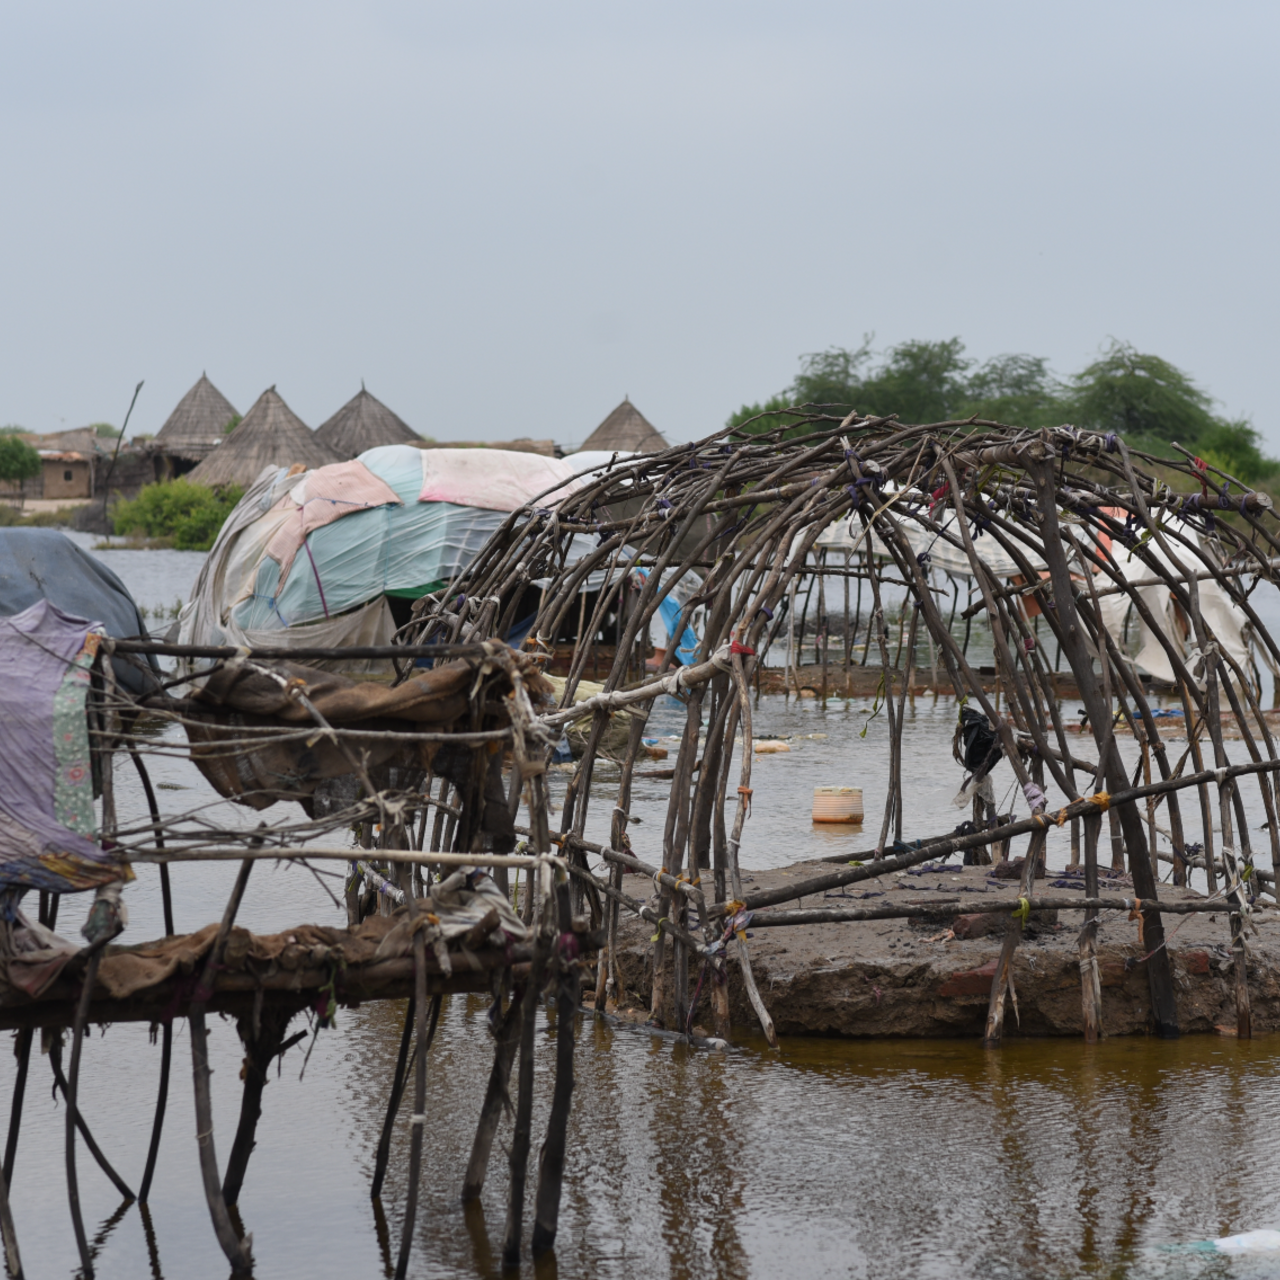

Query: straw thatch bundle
<box><xmin>315</xmin><ymin>386</ymin><xmax>419</xmax><ymax>459</ymax></box>
<box><xmin>153</xmin><ymin>374</ymin><xmax>239</xmax><ymax>462</ymax></box>
<box><xmin>579</xmin><ymin>398</ymin><xmax>667</xmax><ymax>453</ymax></box>
<box><xmin>187</xmin><ymin>387</ymin><xmax>339</xmax><ymax>489</ymax></box>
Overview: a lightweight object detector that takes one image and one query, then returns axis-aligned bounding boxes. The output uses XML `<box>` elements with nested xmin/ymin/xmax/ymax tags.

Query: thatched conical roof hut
<box><xmin>187</xmin><ymin>387</ymin><xmax>339</xmax><ymax>489</ymax></box>
<box><xmin>579</xmin><ymin>398</ymin><xmax>668</xmax><ymax>454</ymax></box>
<box><xmin>315</xmin><ymin>386</ymin><xmax>418</xmax><ymax>459</ymax></box>
<box><xmin>153</xmin><ymin>374</ymin><xmax>239</xmax><ymax>463</ymax></box>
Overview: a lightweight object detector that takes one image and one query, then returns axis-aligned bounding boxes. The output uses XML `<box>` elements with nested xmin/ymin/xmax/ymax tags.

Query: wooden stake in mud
<box><xmin>1031</xmin><ymin>457</ymin><xmax>1179</xmax><ymax>1037</ymax></box>
<box><xmin>982</xmin><ymin>828</ymin><xmax>1048</xmax><ymax>1048</ymax></box>
<box><xmin>1078</xmin><ymin>814</ymin><xmax>1104</xmax><ymax>1043</ymax></box>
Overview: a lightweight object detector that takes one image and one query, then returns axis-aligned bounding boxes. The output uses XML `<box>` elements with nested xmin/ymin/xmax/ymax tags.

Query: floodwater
<box><xmin>5</xmin><ymin>537</ymin><xmax>1280</xmax><ymax>1277</ymax></box>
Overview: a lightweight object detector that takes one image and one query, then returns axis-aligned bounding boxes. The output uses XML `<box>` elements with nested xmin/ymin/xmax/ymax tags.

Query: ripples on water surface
<box><xmin>9</xmin><ymin>1001</ymin><xmax>1280</xmax><ymax>1279</ymax></box>
<box><xmin>5</xmin><ymin>539</ymin><xmax>1279</xmax><ymax>1277</ymax></box>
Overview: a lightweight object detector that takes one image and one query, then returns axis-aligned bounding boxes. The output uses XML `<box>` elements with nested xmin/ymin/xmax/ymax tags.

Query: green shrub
<box><xmin>113</xmin><ymin>479</ymin><xmax>243</xmax><ymax>551</ymax></box>
<box><xmin>0</xmin><ymin>436</ymin><xmax>41</xmax><ymax>492</ymax></box>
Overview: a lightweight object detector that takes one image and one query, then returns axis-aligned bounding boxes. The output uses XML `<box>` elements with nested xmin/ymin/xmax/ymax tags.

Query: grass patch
<box><xmin>0</xmin><ymin>503</ymin><xmax>89</xmax><ymax>528</ymax></box>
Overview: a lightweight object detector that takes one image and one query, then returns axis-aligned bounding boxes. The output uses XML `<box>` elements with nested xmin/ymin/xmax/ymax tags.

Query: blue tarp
<box><xmin>0</xmin><ymin>529</ymin><xmax>158</xmax><ymax>694</ymax></box>
<box><xmin>232</xmin><ymin>446</ymin><xmax>508</xmax><ymax>630</ymax></box>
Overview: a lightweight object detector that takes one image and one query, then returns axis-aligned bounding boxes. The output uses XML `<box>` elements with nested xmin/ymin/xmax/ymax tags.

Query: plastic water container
<box><xmin>812</xmin><ymin>786</ymin><xmax>863</xmax><ymax>824</ymax></box>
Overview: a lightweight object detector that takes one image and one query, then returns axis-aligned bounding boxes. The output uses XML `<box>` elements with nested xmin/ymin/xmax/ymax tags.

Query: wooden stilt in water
<box><xmin>462</xmin><ymin>986</ymin><xmax>522</xmax><ymax>1201</ymax></box>
<box><xmin>66</xmin><ymin>952</ymin><xmax>108</xmax><ymax>1279</ymax></box>
<box><xmin>371</xmin><ymin>993</ymin><xmax>416</xmax><ymax>1200</ymax></box>
<box><xmin>137</xmin><ymin>1024</ymin><xmax>172</xmax><ymax>1204</ymax></box>
<box><xmin>0</xmin><ymin>1157</ymin><xmax>22</xmax><ymax>1280</ymax></box>
<box><xmin>393</xmin><ymin>888</ymin><xmax>437</xmax><ymax>1280</ymax></box>
<box><xmin>49</xmin><ymin>1035</ymin><xmax>135</xmax><ymax>1201</ymax></box>
<box><xmin>190</xmin><ymin>1006</ymin><xmax>251</xmax><ymax>1274</ymax></box>
<box><xmin>132</xmin><ymin>744</ymin><xmax>176</xmax><ymax>1206</ymax></box>
<box><xmin>3</xmin><ymin>1027</ymin><xmax>31</xmax><ymax>1184</ymax></box>
<box><xmin>189</xmin><ymin>859</ymin><xmax>255</xmax><ymax>1276</ymax></box>
<box><xmin>222</xmin><ymin>1004</ymin><xmax>298</xmax><ymax>1206</ymax></box>
<box><xmin>532</xmin><ymin>878</ymin><xmax>579</xmax><ymax>1255</ymax></box>
<box><xmin>502</xmin><ymin>933</ymin><xmax>552</xmax><ymax>1267</ymax></box>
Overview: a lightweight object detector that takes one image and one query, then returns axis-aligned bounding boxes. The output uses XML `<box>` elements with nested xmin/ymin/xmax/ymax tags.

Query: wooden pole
<box><xmin>189</xmin><ymin>859</ymin><xmax>255</xmax><ymax>1275</ymax></box>
<box><xmin>130</xmin><ymin>745</ymin><xmax>175</xmax><ymax>1206</ymax></box>
<box><xmin>371</xmin><ymin>993</ymin><xmax>416</xmax><ymax>1201</ymax></box>
<box><xmin>1030</xmin><ymin>457</ymin><xmax>1179</xmax><ymax>1037</ymax></box>
<box><xmin>532</xmin><ymin>877</ymin><xmax>579</xmax><ymax>1254</ymax></box>
<box><xmin>392</xmin><ymin>894</ymin><xmax>439</xmax><ymax>1280</ymax></box>
<box><xmin>462</xmin><ymin>987</ymin><xmax>522</xmax><ymax>1200</ymax></box>
<box><xmin>222</xmin><ymin>1004</ymin><xmax>298</xmax><ymax>1206</ymax></box>
<box><xmin>0</xmin><ymin>1157</ymin><xmax>22</xmax><ymax>1280</ymax></box>
<box><xmin>2</xmin><ymin>1027</ymin><xmax>31</xmax><ymax>1185</ymax></box>
<box><xmin>1079</xmin><ymin>814</ymin><xmax>1103</xmax><ymax>1042</ymax></box>
<box><xmin>66</xmin><ymin>953</ymin><xmax>107</xmax><ymax>1279</ymax></box>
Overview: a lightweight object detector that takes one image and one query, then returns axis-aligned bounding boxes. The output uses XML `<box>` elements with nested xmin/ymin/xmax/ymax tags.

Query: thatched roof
<box><xmin>315</xmin><ymin>387</ymin><xmax>418</xmax><ymax>459</ymax></box>
<box><xmin>187</xmin><ymin>387</ymin><xmax>339</xmax><ymax>489</ymax></box>
<box><xmin>579</xmin><ymin>398</ymin><xmax>667</xmax><ymax>454</ymax></box>
<box><xmin>153</xmin><ymin>374</ymin><xmax>239</xmax><ymax>460</ymax></box>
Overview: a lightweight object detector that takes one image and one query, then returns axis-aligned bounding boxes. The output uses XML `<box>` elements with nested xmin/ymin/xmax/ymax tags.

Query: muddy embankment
<box><xmin>606</xmin><ymin>861</ymin><xmax>1280</xmax><ymax>1038</ymax></box>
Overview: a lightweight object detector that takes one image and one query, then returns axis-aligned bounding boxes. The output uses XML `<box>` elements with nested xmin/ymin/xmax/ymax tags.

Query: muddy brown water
<box><xmin>5</xmin><ymin>538</ymin><xmax>1280</xmax><ymax>1277</ymax></box>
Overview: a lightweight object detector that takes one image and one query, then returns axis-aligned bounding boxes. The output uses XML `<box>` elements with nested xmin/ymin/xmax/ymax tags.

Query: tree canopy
<box><xmin>728</xmin><ymin>338</ymin><xmax>1276</xmax><ymax>483</ymax></box>
<box><xmin>0</xmin><ymin>437</ymin><xmax>42</xmax><ymax>495</ymax></box>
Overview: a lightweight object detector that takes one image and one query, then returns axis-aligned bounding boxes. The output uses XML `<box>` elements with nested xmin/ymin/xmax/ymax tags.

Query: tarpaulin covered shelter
<box><xmin>1095</xmin><ymin>531</ymin><xmax>1250</xmax><ymax>684</ymax></box>
<box><xmin>177</xmin><ymin>445</ymin><xmax>587</xmax><ymax>663</ymax></box>
<box><xmin>0</xmin><ymin>529</ymin><xmax>158</xmax><ymax>695</ymax></box>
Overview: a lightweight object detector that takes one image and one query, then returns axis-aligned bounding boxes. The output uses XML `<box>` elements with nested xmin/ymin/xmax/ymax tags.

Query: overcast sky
<box><xmin>1</xmin><ymin>2</ymin><xmax>1275</xmax><ymax>448</ymax></box>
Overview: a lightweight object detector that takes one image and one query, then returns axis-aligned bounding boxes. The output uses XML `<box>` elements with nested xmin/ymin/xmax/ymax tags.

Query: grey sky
<box><xmin>1</xmin><ymin>2</ymin><xmax>1275</xmax><ymax>448</ymax></box>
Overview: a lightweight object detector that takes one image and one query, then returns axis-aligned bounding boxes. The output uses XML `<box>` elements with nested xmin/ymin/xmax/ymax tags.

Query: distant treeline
<box><xmin>729</xmin><ymin>339</ymin><xmax>1276</xmax><ymax>485</ymax></box>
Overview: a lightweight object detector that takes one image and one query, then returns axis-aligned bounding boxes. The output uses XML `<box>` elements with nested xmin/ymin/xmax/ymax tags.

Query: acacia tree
<box><xmin>727</xmin><ymin>337</ymin><xmax>1275</xmax><ymax>483</ymax></box>
<box><xmin>0</xmin><ymin>437</ymin><xmax>42</xmax><ymax>508</ymax></box>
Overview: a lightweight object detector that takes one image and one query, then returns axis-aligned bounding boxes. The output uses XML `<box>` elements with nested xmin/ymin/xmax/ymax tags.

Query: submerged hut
<box><xmin>315</xmin><ymin>385</ymin><xmax>419</xmax><ymax>459</ymax></box>
<box><xmin>578</xmin><ymin>397</ymin><xmax>668</xmax><ymax>453</ymax></box>
<box><xmin>186</xmin><ymin>386</ymin><xmax>339</xmax><ymax>490</ymax></box>
<box><xmin>177</xmin><ymin>444</ymin><xmax>588</xmax><ymax>663</ymax></box>
<box><xmin>152</xmin><ymin>374</ymin><xmax>240</xmax><ymax>478</ymax></box>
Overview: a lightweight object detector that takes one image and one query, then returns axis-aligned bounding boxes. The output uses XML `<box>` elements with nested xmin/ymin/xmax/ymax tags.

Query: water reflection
<box><xmin>325</xmin><ymin>1000</ymin><xmax>1280</xmax><ymax>1280</ymax></box>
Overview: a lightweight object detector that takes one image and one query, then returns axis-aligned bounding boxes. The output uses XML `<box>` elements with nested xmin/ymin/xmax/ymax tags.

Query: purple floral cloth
<box><xmin>0</xmin><ymin>599</ymin><xmax>125</xmax><ymax>894</ymax></box>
